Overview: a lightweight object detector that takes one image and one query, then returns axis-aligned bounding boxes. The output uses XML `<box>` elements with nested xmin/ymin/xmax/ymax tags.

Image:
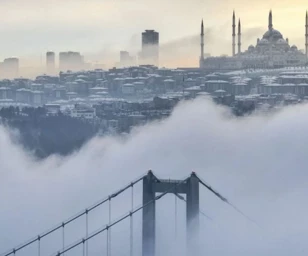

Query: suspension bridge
<box><xmin>1</xmin><ymin>170</ymin><xmax>246</xmax><ymax>256</ymax></box>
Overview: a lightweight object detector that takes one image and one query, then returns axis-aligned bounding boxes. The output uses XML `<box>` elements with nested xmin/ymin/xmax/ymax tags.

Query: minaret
<box><xmin>238</xmin><ymin>19</ymin><xmax>241</xmax><ymax>54</ymax></box>
<box><xmin>305</xmin><ymin>11</ymin><xmax>308</xmax><ymax>60</ymax></box>
<box><xmin>232</xmin><ymin>11</ymin><xmax>236</xmax><ymax>56</ymax></box>
<box><xmin>268</xmin><ymin>10</ymin><xmax>273</xmax><ymax>30</ymax></box>
<box><xmin>200</xmin><ymin>19</ymin><xmax>204</xmax><ymax>67</ymax></box>
<box><xmin>201</xmin><ymin>19</ymin><xmax>204</xmax><ymax>61</ymax></box>
<box><xmin>269</xmin><ymin>10</ymin><xmax>273</xmax><ymax>67</ymax></box>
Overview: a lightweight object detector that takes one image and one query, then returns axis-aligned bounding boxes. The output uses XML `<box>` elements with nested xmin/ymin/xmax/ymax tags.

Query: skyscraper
<box><xmin>1</xmin><ymin>57</ymin><xmax>19</xmax><ymax>79</ymax></box>
<box><xmin>120</xmin><ymin>51</ymin><xmax>135</xmax><ymax>67</ymax></box>
<box><xmin>46</xmin><ymin>51</ymin><xmax>56</xmax><ymax>75</ymax></box>
<box><xmin>59</xmin><ymin>51</ymin><xmax>83</xmax><ymax>71</ymax></box>
<box><xmin>140</xmin><ymin>30</ymin><xmax>159</xmax><ymax>66</ymax></box>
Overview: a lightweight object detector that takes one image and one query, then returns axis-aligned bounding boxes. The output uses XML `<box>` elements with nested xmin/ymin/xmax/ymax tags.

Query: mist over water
<box><xmin>1</xmin><ymin>97</ymin><xmax>308</xmax><ymax>256</ymax></box>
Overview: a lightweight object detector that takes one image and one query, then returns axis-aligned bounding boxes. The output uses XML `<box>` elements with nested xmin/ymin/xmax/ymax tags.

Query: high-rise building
<box><xmin>46</xmin><ymin>51</ymin><xmax>56</xmax><ymax>75</ymax></box>
<box><xmin>120</xmin><ymin>51</ymin><xmax>135</xmax><ymax>67</ymax></box>
<box><xmin>59</xmin><ymin>51</ymin><xmax>84</xmax><ymax>71</ymax></box>
<box><xmin>140</xmin><ymin>30</ymin><xmax>159</xmax><ymax>66</ymax></box>
<box><xmin>1</xmin><ymin>57</ymin><xmax>19</xmax><ymax>79</ymax></box>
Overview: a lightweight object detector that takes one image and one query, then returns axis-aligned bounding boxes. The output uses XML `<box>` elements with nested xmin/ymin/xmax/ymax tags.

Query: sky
<box><xmin>0</xmin><ymin>0</ymin><xmax>308</xmax><ymax>69</ymax></box>
<box><xmin>1</xmin><ymin>98</ymin><xmax>308</xmax><ymax>255</ymax></box>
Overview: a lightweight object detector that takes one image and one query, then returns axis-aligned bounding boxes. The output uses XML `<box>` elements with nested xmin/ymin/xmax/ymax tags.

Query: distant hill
<box><xmin>0</xmin><ymin>106</ymin><xmax>98</xmax><ymax>158</ymax></box>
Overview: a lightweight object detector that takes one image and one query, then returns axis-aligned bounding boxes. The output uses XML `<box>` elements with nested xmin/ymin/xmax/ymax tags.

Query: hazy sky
<box><xmin>1</xmin><ymin>98</ymin><xmax>308</xmax><ymax>255</ymax></box>
<box><xmin>1</xmin><ymin>0</ymin><xmax>308</xmax><ymax>67</ymax></box>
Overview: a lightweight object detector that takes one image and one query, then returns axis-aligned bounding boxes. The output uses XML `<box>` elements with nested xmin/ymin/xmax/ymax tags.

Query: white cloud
<box><xmin>1</xmin><ymin>98</ymin><xmax>308</xmax><ymax>256</ymax></box>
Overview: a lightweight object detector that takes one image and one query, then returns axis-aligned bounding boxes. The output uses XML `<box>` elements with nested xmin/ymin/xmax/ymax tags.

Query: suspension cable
<box><xmin>50</xmin><ymin>176</ymin><xmax>191</xmax><ymax>256</ymax></box>
<box><xmin>174</xmin><ymin>193</ymin><xmax>212</xmax><ymax>221</ymax></box>
<box><xmin>1</xmin><ymin>173</ymin><xmax>147</xmax><ymax>256</ymax></box>
<box><xmin>196</xmin><ymin>175</ymin><xmax>228</xmax><ymax>202</ymax></box>
<box><xmin>196</xmin><ymin>174</ymin><xmax>259</xmax><ymax>226</ymax></box>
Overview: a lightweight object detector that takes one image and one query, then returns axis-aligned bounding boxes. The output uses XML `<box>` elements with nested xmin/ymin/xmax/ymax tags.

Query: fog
<box><xmin>1</xmin><ymin>97</ymin><xmax>308</xmax><ymax>256</ymax></box>
<box><xmin>10</xmin><ymin>20</ymin><xmax>300</xmax><ymax>79</ymax></box>
<box><xmin>0</xmin><ymin>0</ymin><xmax>307</xmax><ymax>77</ymax></box>
<box><xmin>11</xmin><ymin>25</ymin><xmax>267</xmax><ymax>79</ymax></box>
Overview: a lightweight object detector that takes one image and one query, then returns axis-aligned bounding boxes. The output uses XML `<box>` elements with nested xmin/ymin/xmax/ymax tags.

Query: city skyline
<box><xmin>2</xmin><ymin>2</ymin><xmax>308</xmax><ymax>256</ymax></box>
<box><xmin>1</xmin><ymin>0</ymin><xmax>308</xmax><ymax>70</ymax></box>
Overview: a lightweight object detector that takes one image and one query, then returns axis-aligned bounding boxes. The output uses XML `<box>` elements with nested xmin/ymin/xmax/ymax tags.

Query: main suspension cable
<box><xmin>1</xmin><ymin>172</ymin><xmax>147</xmax><ymax>256</ymax></box>
<box><xmin>50</xmin><ymin>176</ymin><xmax>191</xmax><ymax>256</ymax></box>
<box><xmin>196</xmin><ymin>174</ymin><xmax>260</xmax><ymax>227</ymax></box>
<box><xmin>174</xmin><ymin>193</ymin><xmax>212</xmax><ymax>221</ymax></box>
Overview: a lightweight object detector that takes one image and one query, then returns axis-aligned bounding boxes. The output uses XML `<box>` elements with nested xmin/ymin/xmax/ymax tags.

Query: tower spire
<box><xmin>268</xmin><ymin>9</ymin><xmax>273</xmax><ymax>30</ymax></box>
<box><xmin>238</xmin><ymin>19</ymin><xmax>241</xmax><ymax>54</ymax></box>
<box><xmin>232</xmin><ymin>10</ymin><xmax>236</xmax><ymax>56</ymax></box>
<box><xmin>200</xmin><ymin>19</ymin><xmax>205</xmax><ymax>67</ymax></box>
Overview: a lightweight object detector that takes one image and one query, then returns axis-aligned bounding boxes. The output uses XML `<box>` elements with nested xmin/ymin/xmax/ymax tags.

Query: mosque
<box><xmin>200</xmin><ymin>10</ymin><xmax>308</xmax><ymax>70</ymax></box>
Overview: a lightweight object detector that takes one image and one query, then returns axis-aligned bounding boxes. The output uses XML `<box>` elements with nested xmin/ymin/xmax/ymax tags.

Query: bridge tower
<box><xmin>142</xmin><ymin>171</ymin><xmax>200</xmax><ymax>256</ymax></box>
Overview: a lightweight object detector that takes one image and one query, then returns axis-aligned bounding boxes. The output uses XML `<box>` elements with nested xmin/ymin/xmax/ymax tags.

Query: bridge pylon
<box><xmin>142</xmin><ymin>171</ymin><xmax>200</xmax><ymax>256</ymax></box>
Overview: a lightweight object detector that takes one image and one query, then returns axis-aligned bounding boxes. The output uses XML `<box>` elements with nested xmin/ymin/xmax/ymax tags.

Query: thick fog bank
<box><xmin>1</xmin><ymin>98</ymin><xmax>308</xmax><ymax>256</ymax></box>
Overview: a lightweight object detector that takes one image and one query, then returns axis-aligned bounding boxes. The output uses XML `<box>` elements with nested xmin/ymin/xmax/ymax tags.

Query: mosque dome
<box><xmin>248</xmin><ymin>45</ymin><xmax>255</xmax><ymax>52</ymax></box>
<box><xmin>276</xmin><ymin>38</ymin><xmax>288</xmax><ymax>45</ymax></box>
<box><xmin>290</xmin><ymin>45</ymin><xmax>298</xmax><ymax>50</ymax></box>
<box><xmin>258</xmin><ymin>39</ymin><xmax>269</xmax><ymax>45</ymax></box>
<box><xmin>262</xmin><ymin>29</ymin><xmax>283</xmax><ymax>42</ymax></box>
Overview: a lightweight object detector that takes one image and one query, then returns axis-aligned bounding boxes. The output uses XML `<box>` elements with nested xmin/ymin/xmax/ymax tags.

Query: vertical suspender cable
<box><xmin>38</xmin><ymin>236</ymin><xmax>41</xmax><ymax>256</ymax></box>
<box><xmin>108</xmin><ymin>197</ymin><xmax>111</xmax><ymax>256</ymax></box>
<box><xmin>106</xmin><ymin>225</ymin><xmax>109</xmax><ymax>256</ymax></box>
<box><xmin>85</xmin><ymin>210</ymin><xmax>89</xmax><ymax>256</ymax></box>
<box><xmin>130</xmin><ymin>183</ymin><xmax>134</xmax><ymax>256</ymax></box>
<box><xmin>82</xmin><ymin>239</ymin><xmax>85</xmax><ymax>256</ymax></box>
<box><xmin>174</xmin><ymin>192</ymin><xmax>178</xmax><ymax>240</ymax></box>
<box><xmin>62</xmin><ymin>223</ymin><xmax>65</xmax><ymax>256</ymax></box>
<box><xmin>129</xmin><ymin>212</ymin><xmax>133</xmax><ymax>256</ymax></box>
<box><xmin>131</xmin><ymin>183</ymin><xmax>134</xmax><ymax>211</ymax></box>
